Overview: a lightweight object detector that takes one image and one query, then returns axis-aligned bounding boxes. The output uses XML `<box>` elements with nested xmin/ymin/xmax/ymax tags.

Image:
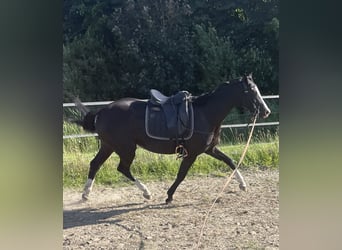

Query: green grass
<box><xmin>63</xmin><ymin>128</ymin><xmax>279</xmax><ymax>188</ymax></box>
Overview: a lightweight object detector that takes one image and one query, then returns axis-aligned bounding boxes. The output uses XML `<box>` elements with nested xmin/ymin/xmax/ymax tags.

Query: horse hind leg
<box><xmin>116</xmin><ymin>147</ymin><xmax>152</xmax><ymax>200</ymax></box>
<box><xmin>135</xmin><ymin>179</ymin><xmax>152</xmax><ymax>200</ymax></box>
<box><xmin>82</xmin><ymin>145</ymin><xmax>113</xmax><ymax>200</ymax></box>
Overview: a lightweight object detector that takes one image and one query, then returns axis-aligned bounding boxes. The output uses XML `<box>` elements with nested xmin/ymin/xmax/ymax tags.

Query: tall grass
<box><xmin>63</xmin><ymin>121</ymin><xmax>279</xmax><ymax>188</ymax></box>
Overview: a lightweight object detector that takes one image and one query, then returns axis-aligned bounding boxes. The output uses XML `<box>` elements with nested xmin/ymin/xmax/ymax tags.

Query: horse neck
<box><xmin>202</xmin><ymin>83</ymin><xmax>241</xmax><ymax>128</ymax></box>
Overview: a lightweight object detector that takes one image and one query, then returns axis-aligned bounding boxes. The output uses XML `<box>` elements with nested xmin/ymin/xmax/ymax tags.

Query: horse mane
<box><xmin>192</xmin><ymin>81</ymin><xmax>231</xmax><ymax>105</ymax></box>
<box><xmin>192</xmin><ymin>92</ymin><xmax>213</xmax><ymax>105</ymax></box>
<box><xmin>192</xmin><ymin>78</ymin><xmax>244</xmax><ymax>105</ymax></box>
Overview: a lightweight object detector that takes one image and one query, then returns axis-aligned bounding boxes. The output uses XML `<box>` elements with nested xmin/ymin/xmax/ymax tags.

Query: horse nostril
<box><xmin>264</xmin><ymin>109</ymin><xmax>271</xmax><ymax>118</ymax></box>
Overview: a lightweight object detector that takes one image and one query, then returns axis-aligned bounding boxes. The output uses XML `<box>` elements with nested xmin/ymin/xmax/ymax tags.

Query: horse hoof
<box><xmin>82</xmin><ymin>194</ymin><xmax>89</xmax><ymax>201</ymax></box>
<box><xmin>239</xmin><ymin>184</ymin><xmax>247</xmax><ymax>192</ymax></box>
<box><xmin>165</xmin><ymin>198</ymin><xmax>172</xmax><ymax>204</ymax></box>
<box><xmin>143</xmin><ymin>193</ymin><xmax>152</xmax><ymax>200</ymax></box>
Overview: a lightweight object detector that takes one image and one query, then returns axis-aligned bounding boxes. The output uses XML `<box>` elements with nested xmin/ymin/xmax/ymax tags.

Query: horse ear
<box><xmin>243</xmin><ymin>72</ymin><xmax>253</xmax><ymax>79</ymax></box>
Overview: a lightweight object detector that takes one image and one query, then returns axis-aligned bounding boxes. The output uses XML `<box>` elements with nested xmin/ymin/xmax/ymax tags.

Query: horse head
<box><xmin>240</xmin><ymin>74</ymin><xmax>271</xmax><ymax>119</ymax></box>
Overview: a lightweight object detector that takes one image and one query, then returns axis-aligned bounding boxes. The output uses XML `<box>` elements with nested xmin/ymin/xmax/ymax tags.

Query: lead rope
<box><xmin>195</xmin><ymin>114</ymin><xmax>258</xmax><ymax>249</ymax></box>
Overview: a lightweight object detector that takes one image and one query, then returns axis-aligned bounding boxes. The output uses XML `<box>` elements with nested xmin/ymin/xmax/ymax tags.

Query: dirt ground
<box><xmin>63</xmin><ymin>169</ymin><xmax>279</xmax><ymax>250</ymax></box>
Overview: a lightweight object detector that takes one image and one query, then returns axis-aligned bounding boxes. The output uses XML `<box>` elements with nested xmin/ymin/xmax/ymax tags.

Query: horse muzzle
<box><xmin>261</xmin><ymin>107</ymin><xmax>271</xmax><ymax>119</ymax></box>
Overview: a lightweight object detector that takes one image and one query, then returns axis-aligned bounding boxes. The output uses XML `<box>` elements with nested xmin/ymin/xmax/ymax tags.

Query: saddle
<box><xmin>145</xmin><ymin>89</ymin><xmax>194</xmax><ymax>144</ymax></box>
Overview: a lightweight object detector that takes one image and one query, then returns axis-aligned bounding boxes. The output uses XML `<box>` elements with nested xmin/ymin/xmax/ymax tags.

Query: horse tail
<box><xmin>74</xmin><ymin>97</ymin><xmax>89</xmax><ymax>116</ymax></box>
<box><xmin>71</xmin><ymin>97</ymin><xmax>97</xmax><ymax>132</ymax></box>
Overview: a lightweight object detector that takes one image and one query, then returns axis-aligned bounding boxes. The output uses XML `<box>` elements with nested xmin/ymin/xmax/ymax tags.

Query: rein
<box><xmin>195</xmin><ymin>113</ymin><xmax>258</xmax><ymax>249</ymax></box>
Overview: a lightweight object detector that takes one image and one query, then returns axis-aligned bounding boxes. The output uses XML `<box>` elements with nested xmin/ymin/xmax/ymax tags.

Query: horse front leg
<box><xmin>205</xmin><ymin>147</ymin><xmax>247</xmax><ymax>191</ymax></box>
<box><xmin>82</xmin><ymin>145</ymin><xmax>112</xmax><ymax>200</ymax></box>
<box><xmin>166</xmin><ymin>156</ymin><xmax>197</xmax><ymax>204</ymax></box>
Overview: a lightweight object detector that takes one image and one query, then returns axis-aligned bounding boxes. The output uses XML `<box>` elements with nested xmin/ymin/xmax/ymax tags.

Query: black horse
<box><xmin>72</xmin><ymin>74</ymin><xmax>271</xmax><ymax>203</ymax></box>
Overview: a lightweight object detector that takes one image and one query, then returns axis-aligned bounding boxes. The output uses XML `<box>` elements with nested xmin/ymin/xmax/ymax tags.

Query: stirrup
<box><xmin>175</xmin><ymin>144</ymin><xmax>188</xmax><ymax>159</ymax></box>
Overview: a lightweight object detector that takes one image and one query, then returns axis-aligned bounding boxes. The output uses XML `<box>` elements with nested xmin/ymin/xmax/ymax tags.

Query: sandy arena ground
<box><xmin>63</xmin><ymin>169</ymin><xmax>279</xmax><ymax>249</ymax></box>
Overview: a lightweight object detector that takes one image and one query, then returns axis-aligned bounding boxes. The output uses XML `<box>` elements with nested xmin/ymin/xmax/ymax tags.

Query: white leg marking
<box><xmin>235</xmin><ymin>170</ymin><xmax>247</xmax><ymax>191</ymax></box>
<box><xmin>135</xmin><ymin>179</ymin><xmax>152</xmax><ymax>199</ymax></box>
<box><xmin>82</xmin><ymin>178</ymin><xmax>94</xmax><ymax>200</ymax></box>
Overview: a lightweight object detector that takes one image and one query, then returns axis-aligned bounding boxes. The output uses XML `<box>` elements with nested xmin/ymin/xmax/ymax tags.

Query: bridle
<box><xmin>241</xmin><ymin>79</ymin><xmax>261</xmax><ymax>121</ymax></box>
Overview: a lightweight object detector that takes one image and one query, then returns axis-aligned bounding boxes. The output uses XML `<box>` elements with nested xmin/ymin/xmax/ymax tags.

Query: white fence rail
<box><xmin>63</xmin><ymin>95</ymin><xmax>279</xmax><ymax>139</ymax></box>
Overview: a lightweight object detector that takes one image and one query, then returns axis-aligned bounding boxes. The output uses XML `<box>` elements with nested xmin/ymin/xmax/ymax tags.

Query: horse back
<box><xmin>96</xmin><ymin>98</ymin><xmax>146</xmax><ymax>134</ymax></box>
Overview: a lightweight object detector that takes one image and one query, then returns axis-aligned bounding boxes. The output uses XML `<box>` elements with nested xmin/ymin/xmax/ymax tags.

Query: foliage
<box><xmin>63</xmin><ymin>0</ymin><xmax>279</xmax><ymax>189</ymax></box>
<box><xmin>63</xmin><ymin>0</ymin><xmax>278</xmax><ymax>102</ymax></box>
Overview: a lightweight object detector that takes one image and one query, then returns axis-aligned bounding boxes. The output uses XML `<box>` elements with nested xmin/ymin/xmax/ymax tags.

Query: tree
<box><xmin>63</xmin><ymin>0</ymin><xmax>279</xmax><ymax>101</ymax></box>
